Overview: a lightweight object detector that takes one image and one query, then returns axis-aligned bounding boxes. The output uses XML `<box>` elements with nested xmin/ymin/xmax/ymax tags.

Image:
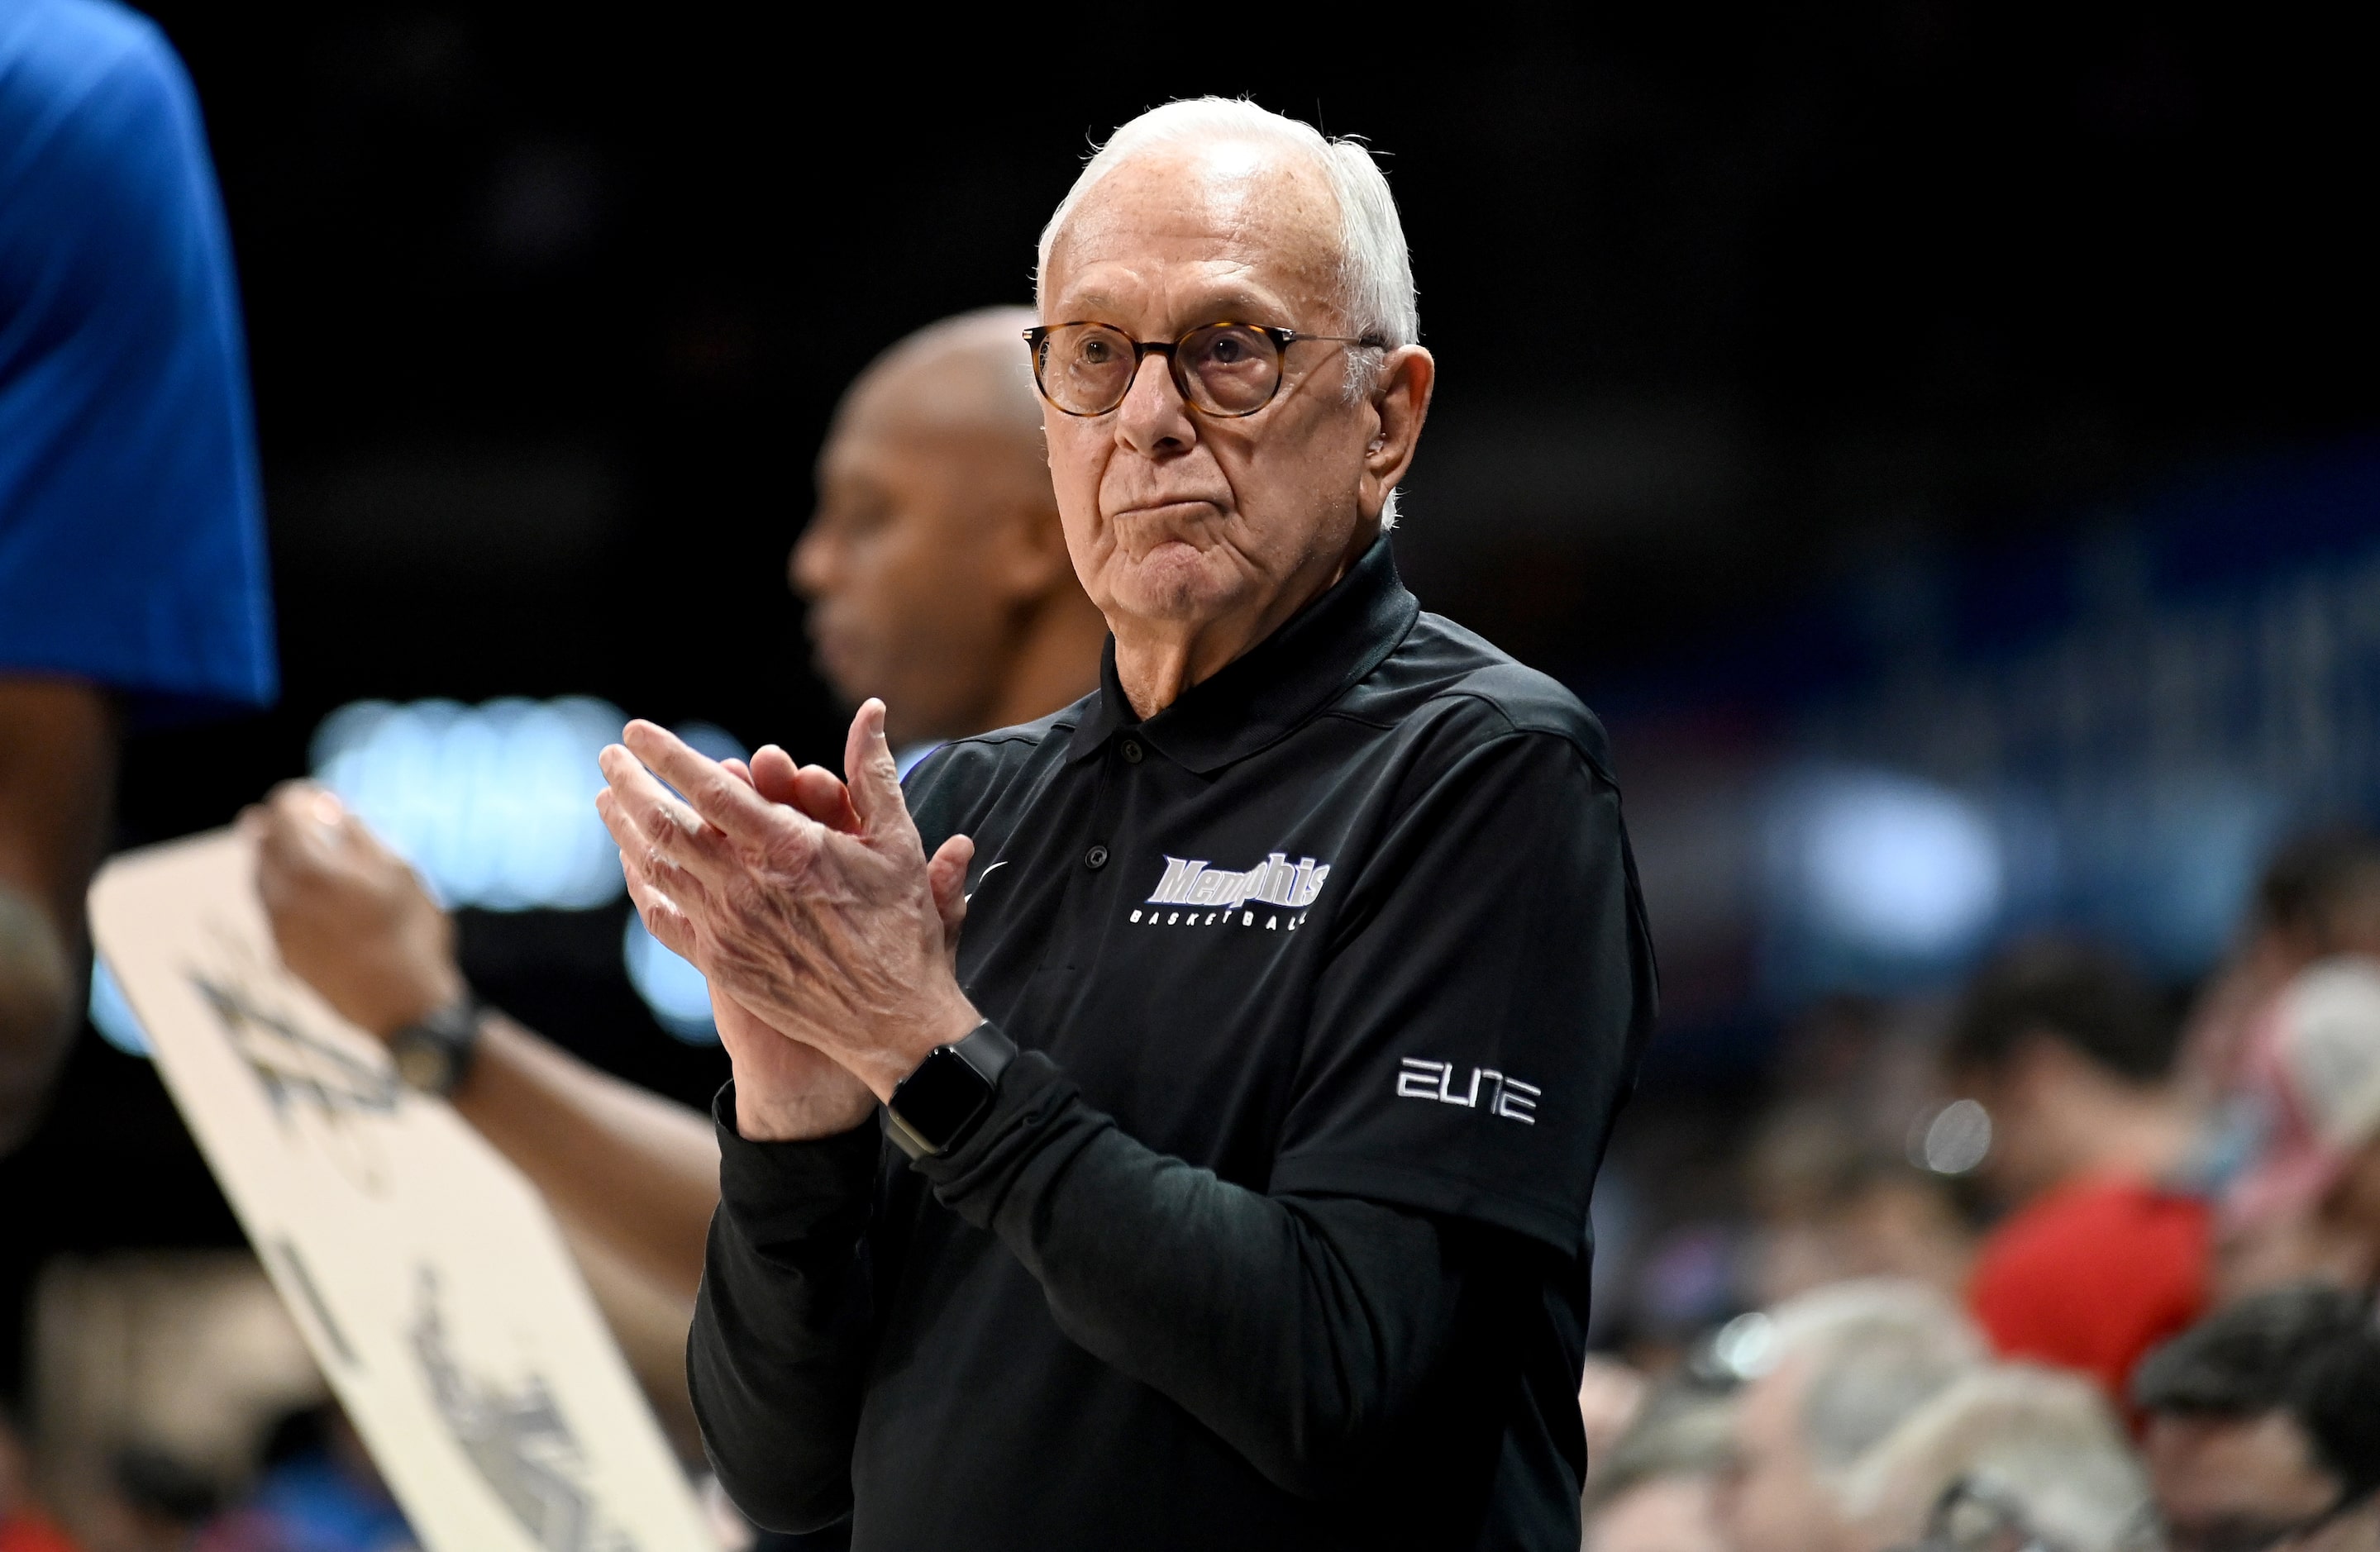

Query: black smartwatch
<box><xmin>388</xmin><ymin>995</ymin><xmax>484</xmax><ymax>1097</ymax></box>
<box><xmin>885</xmin><ymin>1021</ymin><xmax>1018</xmax><ymax>1160</ymax></box>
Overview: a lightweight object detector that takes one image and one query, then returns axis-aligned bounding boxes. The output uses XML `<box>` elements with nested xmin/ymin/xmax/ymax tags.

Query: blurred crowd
<box><xmin>6</xmin><ymin>2</ymin><xmax>2380</xmax><ymax>1550</ymax></box>
<box><xmin>1573</xmin><ymin>831</ymin><xmax>2380</xmax><ymax>1552</ymax></box>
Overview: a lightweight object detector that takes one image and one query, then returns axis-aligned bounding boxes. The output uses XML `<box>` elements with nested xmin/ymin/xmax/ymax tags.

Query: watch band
<box><xmin>885</xmin><ymin>1021</ymin><xmax>1018</xmax><ymax>1161</ymax></box>
<box><xmin>388</xmin><ymin>994</ymin><xmax>484</xmax><ymax>1097</ymax></box>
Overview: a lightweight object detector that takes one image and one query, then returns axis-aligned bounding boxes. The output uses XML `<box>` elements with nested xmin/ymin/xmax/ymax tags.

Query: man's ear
<box><xmin>1359</xmin><ymin>345</ymin><xmax>1434</xmax><ymax>522</ymax></box>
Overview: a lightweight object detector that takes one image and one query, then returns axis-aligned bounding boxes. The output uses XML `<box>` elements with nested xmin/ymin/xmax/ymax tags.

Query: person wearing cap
<box><xmin>2220</xmin><ymin>958</ymin><xmax>2380</xmax><ymax>1300</ymax></box>
<box><xmin>601</xmin><ymin>98</ymin><xmax>1656</xmax><ymax>1548</ymax></box>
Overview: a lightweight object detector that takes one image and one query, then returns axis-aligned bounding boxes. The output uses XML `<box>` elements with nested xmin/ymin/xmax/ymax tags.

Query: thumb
<box><xmin>927</xmin><ymin>834</ymin><xmax>975</xmax><ymax>935</ymax></box>
<box><xmin>842</xmin><ymin>698</ymin><xmax>913</xmax><ymax>840</ymax></box>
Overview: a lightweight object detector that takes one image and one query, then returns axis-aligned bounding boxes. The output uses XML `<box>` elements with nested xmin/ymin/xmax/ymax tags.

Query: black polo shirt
<box><xmin>693</xmin><ymin>536</ymin><xmax>1656</xmax><ymax>1550</ymax></box>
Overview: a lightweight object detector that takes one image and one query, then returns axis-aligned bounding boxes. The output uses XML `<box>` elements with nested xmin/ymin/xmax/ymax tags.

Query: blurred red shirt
<box><xmin>0</xmin><ymin>1516</ymin><xmax>83</xmax><ymax>1552</ymax></box>
<box><xmin>1968</xmin><ymin>1174</ymin><xmax>2211</xmax><ymax>1404</ymax></box>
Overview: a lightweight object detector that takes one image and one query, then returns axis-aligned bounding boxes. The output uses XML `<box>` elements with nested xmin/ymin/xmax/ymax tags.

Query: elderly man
<box><xmin>1715</xmin><ymin>1280</ymin><xmax>1985</xmax><ymax>1552</ymax></box>
<box><xmin>1838</xmin><ymin>1366</ymin><xmax>2149</xmax><ymax>1552</ymax></box>
<box><xmin>246</xmin><ymin>307</ymin><xmax>1100</xmax><ymax>1454</ymax></box>
<box><xmin>603</xmin><ymin>98</ymin><xmax>1656</xmax><ymax>1550</ymax></box>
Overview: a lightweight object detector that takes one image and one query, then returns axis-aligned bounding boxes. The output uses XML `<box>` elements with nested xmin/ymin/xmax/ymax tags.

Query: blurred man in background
<box><xmin>1580</xmin><ymin>1385</ymin><xmax>1734</xmax><ymax>1552</ymax></box>
<box><xmin>2220</xmin><ymin>959</ymin><xmax>2380</xmax><ymax>1300</ymax></box>
<box><xmin>1944</xmin><ymin>940</ymin><xmax>2207</xmax><ymax>1398</ymax></box>
<box><xmin>1715</xmin><ymin>1280</ymin><xmax>1984</xmax><ymax>1552</ymax></box>
<box><xmin>2131</xmin><ymin>1283</ymin><xmax>2380</xmax><ymax>1552</ymax></box>
<box><xmin>1836</xmin><ymin>1366</ymin><xmax>2148</xmax><ymax>1552</ymax></box>
<box><xmin>793</xmin><ymin>306</ymin><xmax>1106</xmax><ymax>763</ymax></box>
<box><xmin>1</xmin><ymin>0</ymin><xmax>274</xmax><ymax>1156</ymax></box>
<box><xmin>245</xmin><ymin>306</ymin><xmax>1091</xmax><ymax>1464</ymax></box>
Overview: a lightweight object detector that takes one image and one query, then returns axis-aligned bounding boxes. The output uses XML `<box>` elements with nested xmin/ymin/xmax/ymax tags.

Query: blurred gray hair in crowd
<box><xmin>1766</xmin><ymin>1279</ymin><xmax>1988</xmax><ymax>1498</ymax></box>
<box><xmin>1581</xmin><ymin>1391</ymin><xmax>1736</xmax><ymax>1516</ymax></box>
<box><xmin>1839</xmin><ymin>1366</ymin><xmax>2149</xmax><ymax>1552</ymax></box>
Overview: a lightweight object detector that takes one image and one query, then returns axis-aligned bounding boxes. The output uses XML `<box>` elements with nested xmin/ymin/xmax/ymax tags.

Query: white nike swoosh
<box><xmin>965</xmin><ymin>860</ymin><xmax>1008</xmax><ymax>902</ymax></box>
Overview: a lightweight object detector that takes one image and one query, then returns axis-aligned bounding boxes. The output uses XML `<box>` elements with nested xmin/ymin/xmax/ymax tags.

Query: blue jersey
<box><xmin>0</xmin><ymin>0</ymin><xmax>274</xmax><ymax>723</ymax></box>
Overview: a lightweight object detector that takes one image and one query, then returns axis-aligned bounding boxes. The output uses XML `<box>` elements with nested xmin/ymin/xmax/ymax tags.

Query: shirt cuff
<box><xmin>711</xmin><ymin>1080</ymin><xmax>884</xmax><ymax>1254</ymax></box>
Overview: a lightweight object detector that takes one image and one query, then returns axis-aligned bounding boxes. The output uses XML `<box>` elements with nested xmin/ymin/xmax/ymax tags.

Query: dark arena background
<box><xmin>4</xmin><ymin>5</ymin><xmax>2378</xmax><ymax>1545</ymax></box>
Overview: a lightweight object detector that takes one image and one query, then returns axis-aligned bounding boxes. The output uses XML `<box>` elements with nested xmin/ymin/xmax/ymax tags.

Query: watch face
<box><xmin>892</xmin><ymin>1046</ymin><xmax>994</xmax><ymax>1152</ymax></box>
<box><xmin>393</xmin><ymin>1038</ymin><xmax>451</xmax><ymax>1094</ymax></box>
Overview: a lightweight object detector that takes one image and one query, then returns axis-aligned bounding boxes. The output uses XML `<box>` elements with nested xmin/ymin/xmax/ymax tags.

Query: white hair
<box><xmin>1766</xmin><ymin>1279</ymin><xmax>1990</xmax><ymax>1497</ymax></box>
<box><xmin>1033</xmin><ymin>100</ymin><xmax>1419</xmax><ymax>526</ymax></box>
<box><xmin>1036</xmin><ymin>98</ymin><xmax>1419</xmax><ymax>350</ymax></box>
<box><xmin>1839</xmin><ymin>1366</ymin><xmax>2151</xmax><ymax>1552</ymax></box>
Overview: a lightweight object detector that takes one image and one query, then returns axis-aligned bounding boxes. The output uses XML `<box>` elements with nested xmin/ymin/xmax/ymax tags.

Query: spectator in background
<box><xmin>792</xmin><ymin>307</ymin><xmax>1108</xmax><ymax>764</ymax></box>
<box><xmin>2131</xmin><ymin>1283</ymin><xmax>2380</xmax><ymax>1552</ymax></box>
<box><xmin>243</xmin><ymin>307</ymin><xmax>1093</xmax><ymax>1525</ymax></box>
<box><xmin>1838</xmin><ymin>1366</ymin><xmax>2149</xmax><ymax>1552</ymax></box>
<box><xmin>1944</xmin><ymin>940</ymin><xmax>2207</xmax><ymax>1399</ymax></box>
<box><xmin>2177</xmin><ymin>827</ymin><xmax>2380</xmax><ymax>1112</ymax></box>
<box><xmin>0</xmin><ymin>1412</ymin><xmax>78</xmax><ymax>1552</ymax></box>
<box><xmin>1581</xmin><ymin>1387</ymin><xmax>1734</xmax><ymax>1552</ymax></box>
<box><xmin>1744</xmin><ymin>1110</ymin><xmax>1976</xmax><ymax>1311</ymax></box>
<box><xmin>1715</xmin><ymin>1280</ymin><xmax>1985</xmax><ymax>1552</ymax></box>
<box><xmin>1</xmin><ymin>0</ymin><xmax>275</xmax><ymax>1152</ymax></box>
<box><xmin>2219</xmin><ymin>959</ymin><xmax>2380</xmax><ymax>1300</ymax></box>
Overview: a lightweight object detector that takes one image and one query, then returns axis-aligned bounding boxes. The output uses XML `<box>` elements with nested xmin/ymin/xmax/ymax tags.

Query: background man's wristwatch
<box><xmin>885</xmin><ymin>1021</ymin><xmax>1018</xmax><ymax>1160</ymax></box>
<box><xmin>388</xmin><ymin>995</ymin><xmax>483</xmax><ymax>1097</ymax></box>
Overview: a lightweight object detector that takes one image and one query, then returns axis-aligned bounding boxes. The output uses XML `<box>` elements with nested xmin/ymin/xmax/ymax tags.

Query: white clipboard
<box><xmin>88</xmin><ymin>829</ymin><xmax>715</xmax><ymax>1552</ymax></box>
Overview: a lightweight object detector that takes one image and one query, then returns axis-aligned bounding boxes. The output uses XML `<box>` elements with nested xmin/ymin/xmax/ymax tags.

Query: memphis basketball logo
<box><xmin>1129</xmin><ymin>851</ymin><xmax>1332</xmax><ymax>929</ymax></box>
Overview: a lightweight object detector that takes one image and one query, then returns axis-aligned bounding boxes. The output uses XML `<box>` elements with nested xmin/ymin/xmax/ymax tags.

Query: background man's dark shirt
<box><xmin>690</xmin><ymin>539</ymin><xmax>1657</xmax><ymax>1550</ymax></box>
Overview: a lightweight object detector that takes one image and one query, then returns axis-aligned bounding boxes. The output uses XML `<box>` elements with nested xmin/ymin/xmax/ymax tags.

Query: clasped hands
<box><xmin>594</xmin><ymin>700</ymin><xmax>982</xmax><ymax>1142</ymax></box>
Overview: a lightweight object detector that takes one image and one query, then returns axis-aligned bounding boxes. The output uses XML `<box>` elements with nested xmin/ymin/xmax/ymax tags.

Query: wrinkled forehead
<box><xmin>1042</xmin><ymin>141</ymin><xmax>1347</xmax><ymax>323</ymax></box>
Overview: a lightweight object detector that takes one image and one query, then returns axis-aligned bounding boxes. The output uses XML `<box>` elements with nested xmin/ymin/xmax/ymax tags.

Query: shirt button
<box><xmin>1120</xmin><ymin>739</ymin><xmax>1143</xmax><ymax>764</ymax></box>
<box><xmin>1084</xmin><ymin>844</ymin><xmax>1110</xmax><ymax>870</ymax></box>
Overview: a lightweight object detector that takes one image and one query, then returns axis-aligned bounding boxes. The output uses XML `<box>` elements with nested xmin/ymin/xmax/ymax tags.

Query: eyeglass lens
<box><xmin>1034</xmin><ymin>323</ymin><xmax>1285</xmax><ymax>417</ymax></box>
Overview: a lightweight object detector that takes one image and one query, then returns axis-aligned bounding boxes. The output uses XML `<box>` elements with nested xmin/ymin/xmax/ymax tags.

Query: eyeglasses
<box><xmin>1024</xmin><ymin>321</ymin><xmax>1385</xmax><ymax>418</ymax></box>
<box><xmin>1888</xmin><ymin>1478</ymin><xmax>2070</xmax><ymax>1552</ymax></box>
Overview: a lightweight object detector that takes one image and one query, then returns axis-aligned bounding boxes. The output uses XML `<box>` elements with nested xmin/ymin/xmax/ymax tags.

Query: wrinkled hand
<box><xmin>596</xmin><ymin>701</ymin><xmax>980</xmax><ymax>1131</ymax></box>
<box><xmin>241</xmin><ymin>782</ymin><xmax>465</xmax><ymax>1038</ymax></box>
<box><xmin>697</xmin><ymin>750</ymin><xmax>880</xmax><ymax>1141</ymax></box>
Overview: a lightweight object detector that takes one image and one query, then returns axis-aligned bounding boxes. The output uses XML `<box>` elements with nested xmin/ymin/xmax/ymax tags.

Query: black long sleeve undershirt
<box><xmin>689</xmin><ymin>1046</ymin><xmax>1527</xmax><ymax>1534</ymax></box>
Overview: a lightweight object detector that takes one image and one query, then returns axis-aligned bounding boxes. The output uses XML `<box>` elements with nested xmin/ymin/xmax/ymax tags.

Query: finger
<box><xmin>598</xmin><ymin>745</ymin><xmax>736</xmax><ymax>883</ymax></box>
<box><xmin>622</xmin><ymin>870</ymin><xmax>699</xmax><ymax>962</ymax></box>
<box><xmin>264</xmin><ymin>780</ymin><xmax>346</xmax><ymax>849</ymax></box>
<box><xmin>264</xmin><ymin>777</ymin><xmax>323</xmax><ymax>811</ymax></box>
<box><xmin>596</xmin><ymin>785</ymin><xmax>714</xmax><ymax>906</ymax></box>
<box><xmin>749</xmin><ymin>745</ymin><xmax>799</xmax><ymax>802</ymax></box>
<box><xmin>721</xmin><ymin>757</ymin><xmax>756</xmax><ymax>789</ymax></box>
<box><xmin>789</xmin><ymin>765</ymin><xmax>862</xmax><ymax>835</ymax></box>
<box><xmin>842</xmin><ymin>700</ymin><xmax>917</xmax><ymax>843</ymax></box>
<box><xmin>928</xmin><ymin>833</ymin><xmax>975</xmax><ymax>934</ymax></box>
<box><xmin>620</xmin><ymin>721</ymin><xmax>781</xmax><ymax>845</ymax></box>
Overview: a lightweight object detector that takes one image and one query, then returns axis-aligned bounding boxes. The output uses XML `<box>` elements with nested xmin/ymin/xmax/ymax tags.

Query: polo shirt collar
<box><xmin>1066</xmin><ymin>532</ymin><xmax>1419</xmax><ymax>774</ymax></box>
